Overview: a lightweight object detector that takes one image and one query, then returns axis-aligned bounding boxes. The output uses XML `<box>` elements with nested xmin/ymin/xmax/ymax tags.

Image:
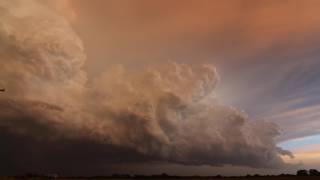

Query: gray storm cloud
<box><xmin>0</xmin><ymin>0</ymin><xmax>292</xmax><ymax>174</ymax></box>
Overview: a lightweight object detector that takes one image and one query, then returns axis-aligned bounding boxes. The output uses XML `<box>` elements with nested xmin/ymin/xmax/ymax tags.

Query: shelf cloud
<box><xmin>0</xmin><ymin>0</ymin><xmax>293</xmax><ymax>175</ymax></box>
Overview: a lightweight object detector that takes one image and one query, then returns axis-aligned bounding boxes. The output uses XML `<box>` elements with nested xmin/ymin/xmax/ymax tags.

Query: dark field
<box><xmin>1</xmin><ymin>177</ymin><xmax>320</xmax><ymax>180</ymax></box>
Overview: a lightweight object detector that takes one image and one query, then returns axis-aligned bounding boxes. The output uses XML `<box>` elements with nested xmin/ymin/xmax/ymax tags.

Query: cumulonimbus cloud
<box><xmin>0</xmin><ymin>0</ymin><xmax>293</xmax><ymax>174</ymax></box>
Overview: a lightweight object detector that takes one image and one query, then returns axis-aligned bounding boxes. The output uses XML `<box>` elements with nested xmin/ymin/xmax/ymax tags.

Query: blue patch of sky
<box><xmin>278</xmin><ymin>134</ymin><xmax>320</xmax><ymax>151</ymax></box>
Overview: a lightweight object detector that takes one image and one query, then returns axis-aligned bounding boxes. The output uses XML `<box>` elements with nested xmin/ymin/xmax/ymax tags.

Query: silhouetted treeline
<box><xmin>297</xmin><ymin>169</ymin><xmax>320</xmax><ymax>176</ymax></box>
<box><xmin>97</xmin><ymin>169</ymin><xmax>320</xmax><ymax>179</ymax></box>
<box><xmin>8</xmin><ymin>169</ymin><xmax>320</xmax><ymax>179</ymax></box>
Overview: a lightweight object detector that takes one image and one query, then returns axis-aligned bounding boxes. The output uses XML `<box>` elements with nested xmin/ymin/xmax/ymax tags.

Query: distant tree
<box><xmin>215</xmin><ymin>174</ymin><xmax>222</xmax><ymax>178</ymax></box>
<box><xmin>297</xmin><ymin>169</ymin><xmax>308</xmax><ymax>176</ymax></box>
<box><xmin>309</xmin><ymin>169</ymin><xmax>320</xmax><ymax>176</ymax></box>
<box><xmin>161</xmin><ymin>173</ymin><xmax>169</xmax><ymax>176</ymax></box>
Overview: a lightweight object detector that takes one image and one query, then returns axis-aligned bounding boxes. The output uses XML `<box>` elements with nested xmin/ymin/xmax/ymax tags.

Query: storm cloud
<box><xmin>0</xmin><ymin>0</ymin><xmax>292</xmax><ymax>175</ymax></box>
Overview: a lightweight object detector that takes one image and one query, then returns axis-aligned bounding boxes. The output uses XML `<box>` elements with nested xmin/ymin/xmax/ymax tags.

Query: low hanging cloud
<box><xmin>0</xmin><ymin>0</ymin><xmax>292</xmax><ymax>175</ymax></box>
